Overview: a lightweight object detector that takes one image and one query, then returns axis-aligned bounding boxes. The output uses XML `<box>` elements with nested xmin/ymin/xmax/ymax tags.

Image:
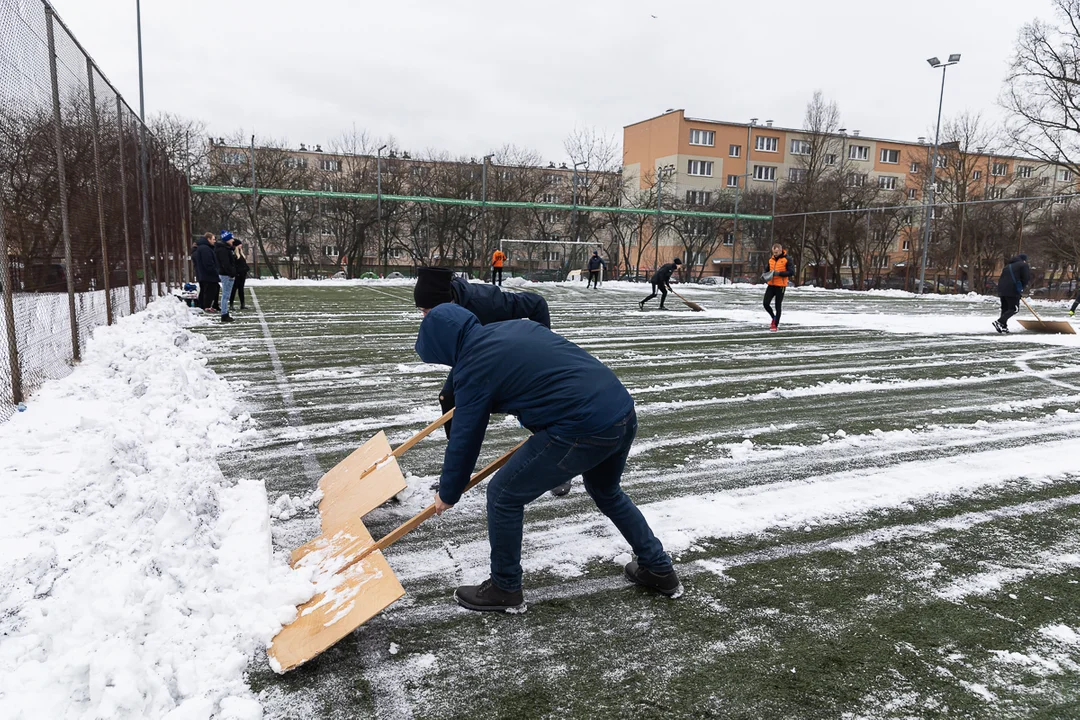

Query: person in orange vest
<box><xmin>491</xmin><ymin>248</ymin><xmax>507</xmax><ymax>286</ymax></box>
<box><xmin>762</xmin><ymin>243</ymin><xmax>795</xmax><ymax>331</ymax></box>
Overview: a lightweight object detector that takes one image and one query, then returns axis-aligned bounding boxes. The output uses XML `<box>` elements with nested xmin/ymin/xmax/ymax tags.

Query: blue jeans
<box><xmin>219</xmin><ymin>276</ymin><xmax>235</xmax><ymax>316</ymax></box>
<box><xmin>486</xmin><ymin>410</ymin><xmax>671</xmax><ymax>591</ymax></box>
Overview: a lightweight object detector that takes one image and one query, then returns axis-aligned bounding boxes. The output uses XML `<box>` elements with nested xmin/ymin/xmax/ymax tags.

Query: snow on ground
<box><xmin>0</xmin><ymin>298</ymin><xmax>311</xmax><ymax>720</ymax></box>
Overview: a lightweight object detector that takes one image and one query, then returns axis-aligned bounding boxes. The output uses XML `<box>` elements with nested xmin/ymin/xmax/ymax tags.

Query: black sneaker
<box><xmin>992</xmin><ymin>320</ymin><xmax>1003</xmax><ymax>334</ymax></box>
<box><xmin>659</xmin><ymin>304</ymin><xmax>667</xmax><ymax>310</ymax></box>
<box><xmin>221</xmin><ymin>314</ymin><xmax>234</xmax><ymax>323</ymax></box>
<box><xmin>638</xmin><ymin>299</ymin><xmax>646</xmax><ymax>311</ymax></box>
<box><xmin>454</xmin><ymin>579</ymin><xmax>527</xmax><ymax>613</ymax></box>
<box><xmin>550</xmin><ymin>481</ymin><xmax>572</xmax><ymax>497</ymax></box>
<box><xmin>624</xmin><ymin>560</ymin><xmax>682</xmax><ymax>597</ymax></box>
<box><xmin>1000</xmin><ymin>323</ymin><xmax>1010</xmax><ymax>334</ymax></box>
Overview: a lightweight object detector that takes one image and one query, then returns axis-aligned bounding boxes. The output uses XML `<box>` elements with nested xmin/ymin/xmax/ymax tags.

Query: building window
<box><xmin>689</xmin><ymin>129</ymin><xmax>715</xmax><ymax>146</ymax></box>
<box><xmin>1040</xmin><ymin>176</ymin><xmax>1050</xmax><ymax>186</ymax></box>
<box><xmin>323</xmin><ymin>245</ymin><xmax>339</xmax><ymax>257</ymax></box>
<box><xmin>824</xmin><ymin>154</ymin><xmax>837</xmax><ymax>166</ymax></box>
<box><xmin>910</xmin><ymin>161</ymin><xmax>920</xmax><ymax>173</ymax></box>
<box><xmin>788</xmin><ymin>168</ymin><xmax>807</xmax><ymax>182</ymax></box>
<box><xmin>755</xmin><ymin>136</ymin><xmax>779</xmax><ymax>152</ymax></box>
<box><xmin>988</xmin><ymin>187</ymin><xmax>1006</xmax><ymax>200</ymax></box>
<box><xmin>847</xmin><ymin>173</ymin><xmax>867</xmax><ymax>187</ymax></box>
<box><xmin>879</xmin><ymin>148</ymin><xmax>900</xmax><ymax>164</ymax></box>
<box><xmin>849</xmin><ymin>145</ymin><xmax>869</xmax><ymax>161</ymax></box>
<box><xmin>284</xmin><ymin>157</ymin><xmax>308</xmax><ymax>169</ymax></box>
<box><xmin>684</xmin><ymin>220</ymin><xmax>709</xmax><ymax>237</ymax></box>
<box><xmin>934</xmin><ymin>180</ymin><xmax>945</xmax><ymax>193</ymax></box>
<box><xmin>935</xmin><ymin>155</ymin><xmax>948</xmax><ymax>169</ymax></box>
<box><xmin>686</xmin><ymin>190</ymin><xmax>712</xmax><ymax>205</ymax></box>
<box><xmin>543</xmin><ymin>250</ymin><xmax>560</xmax><ymax>262</ymax></box>
<box><xmin>973</xmin><ymin>170</ymin><xmax>982</xmax><ymax>180</ymax></box>
<box><xmin>753</xmin><ymin>165</ymin><xmax>776</xmax><ymax>181</ymax></box>
<box><xmin>908</xmin><ymin>188</ymin><xmax>918</xmax><ymax>199</ymax></box>
<box><xmin>1017</xmin><ymin>166</ymin><xmax>1033</xmax><ymax>179</ymax></box>
<box><xmin>729</xmin><ymin>144</ymin><xmax>741</xmax><ymax>157</ymax></box>
<box><xmin>790</xmin><ymin>139</ymin><xmax>812</xmax><ymax>155</ymax></box>
<box><xmin>542</xmin><ymin>193</ymin><xmax>557</xmax><ymax>203</ymax></box>
<box><xmin>902</xmin><ymin>238</ymin><xmax>911</xmax><ymax>251</ymax></box>
<box><xmin>878</xmin><ymin>176</ymin><xmax>897</xmax><ymax>190</ymax></box>
<box><xmin>1059</xmin><ymin>168</ymin><xmax>1073</xmax><ymax>182</ymax></box>
<box><xmin>319</xmin><ymin>158</ymin><xmax>341</xmax><ymax>172</ymax></box>
<box><xmin>544</xmin><ymin>212</ymin><xmax>560</xmax><ymax>223</ymax></box>
<box><xmin>727</xmin><ymin>174</ymin><xmax>739</xmax><ymax>188</ymax></box>
<box><xmin>992</xmin><ymin>162</ymin><xmax>1007</xmax><ymax>177</ymax></box>
<box><xmin>687</xmin><ymin>160</ymin><xmax>713</xmax><ymax>177</ymax></box>
<box><xmin>723</xmin><ymin>232</ymin><xmax>734</xmax><ymax>246</ymax></box>
<box><xmin>221</xmin><ymin>151</ymin><xmax>247</xmax><ymax>165</ymax></box>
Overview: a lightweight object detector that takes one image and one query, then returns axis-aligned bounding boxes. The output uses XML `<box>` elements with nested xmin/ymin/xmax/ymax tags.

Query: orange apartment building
<box><xmin>623</xmin><ymin>109</ymin><xmax>1073</xmax><ymax>282</ymax></box>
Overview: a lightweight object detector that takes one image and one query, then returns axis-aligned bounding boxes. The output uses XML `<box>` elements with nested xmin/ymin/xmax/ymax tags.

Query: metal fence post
<box><xmin>116</xmin><ymin>98</ymin><xmax>136</xmax><ymax>315</ymax></box>
<box><xmin>0</xmin><ymin>190</ymin><xmax>22</xmax><ymax>405</ymax></box>
<box><xmin>86</xmin><ymin>59</ymin><xmax>113</xmax><ymax>325</ymax></box>
<box><xmin>137</xmin><ymin>121</ymin><xmax>152</xmax><ymax>304</ymax></box>
<box><xmin>46</xmin><ymin>7</ymin><xmax>80</xmax><ymax>361</ymax></box>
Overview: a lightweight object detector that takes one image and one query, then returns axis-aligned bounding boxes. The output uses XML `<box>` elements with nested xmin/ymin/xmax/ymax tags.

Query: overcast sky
<box><xmin>48</xmin><ymin>0</ymin><xmax>1056</xmax><ymax>162</ymax></box>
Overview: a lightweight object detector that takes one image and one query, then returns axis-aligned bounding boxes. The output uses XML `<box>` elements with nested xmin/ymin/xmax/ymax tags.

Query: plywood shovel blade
<box><xmin>1017</xmin><ymin>319</ymin><xmax>1076</xmax><ymax>334</ymax></box>
<box><xmin>316</xmin><ymin>431</ymin><xmax>405</xmax><ymax>535</ymax></box>
<box><xmin>268</xmin><ymin>549</ymin><xmax>404</xmax><ymax>673</ymax></box>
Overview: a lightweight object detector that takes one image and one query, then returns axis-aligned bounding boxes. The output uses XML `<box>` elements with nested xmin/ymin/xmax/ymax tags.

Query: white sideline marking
<box><xmin>250</xmin><ymin>288</ymin><xmax>323</xmax><ymax>483</ymax></box>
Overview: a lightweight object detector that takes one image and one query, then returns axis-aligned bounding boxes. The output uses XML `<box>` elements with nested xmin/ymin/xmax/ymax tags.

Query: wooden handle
<box><xmin>1021</xmin><ymin>297</ymin><xmax>1043</xmax><ymax>323</ymax></box>
<box><xmin>392</xmin><ymin>408</ymin><xmax>454</xmax><ymax>457</ymax></box>
<box><xmin>336</xmin><ymin>439</ymin><xmax>526</xmax><ymax>573</ymax></box>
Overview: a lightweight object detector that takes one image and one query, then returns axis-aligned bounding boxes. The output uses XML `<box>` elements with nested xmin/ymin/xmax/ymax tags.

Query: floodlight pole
<box><xmin>919</xmin><ymin>55</ymin><xmax>959</xmax><ymax>296</ymax></box>
<box><xmin>481</xmin><ymin>153</ymin><xmax>494</xmax><ymax>260</ymax></box>
<box><xmin>377</xmin><ymin>144</ymin><xmax>386</xmax><ymax>270</ymax></box>
<box><xmin>572</xmin><ymin>160</ymin><xmax>587</xmax><ymax>244</ymax></box>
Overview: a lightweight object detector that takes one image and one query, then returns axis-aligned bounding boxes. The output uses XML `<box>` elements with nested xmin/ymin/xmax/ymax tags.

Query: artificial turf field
<box><xmin>201</xmin><ymin>280</ymin><xmax>1080</xmax><ymax>719</ymax></box>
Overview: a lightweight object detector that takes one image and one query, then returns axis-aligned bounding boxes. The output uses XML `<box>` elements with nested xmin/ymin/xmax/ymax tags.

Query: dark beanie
<box><xmin>1018</xmin><ymin>253</ymin><xmax>1028</xmax><ymax>261</ymax></box>
<box><xmin>414</xmin><ymin>266</ymin><xmax>455</xmax><ymax>308</ymax></box>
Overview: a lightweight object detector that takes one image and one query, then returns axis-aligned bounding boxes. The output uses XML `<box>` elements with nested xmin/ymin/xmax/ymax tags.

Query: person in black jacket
<box><xmin>417</xmin><ymin>303</ymin><xmax>679</xmax><ymax>612</ymax></box>
<box><xmin>192</xmin><ymin>233</ymin><xmax>219</xmax><ymax>312</ymax></box>
<box><xmin>229</xmin><ymin>239</ymin><xmax>249</xmax><ymax>311</ymax></box>
<box><xmin>214</xmin><ymin>231</ymin><xmax>237</xmax><ymax>323</ymax></box>
<box><xmin>639</xmin><ymin>258</ymin><xmax>682</xmax><ymax>310</ymax></box>
<box><xmin>587</xmin><ymin>251</ymin><xmax>606</xmax><ymax>289</ymax></box>
<box><xmin>414</xmin><ymin>267</ymin><xmax>573</xmax><ymax>496</ymax></box>
<box><xmin>993</xmin><ymin>254</ymin><xmax>1031</xmax><ymax>334</ymax></box>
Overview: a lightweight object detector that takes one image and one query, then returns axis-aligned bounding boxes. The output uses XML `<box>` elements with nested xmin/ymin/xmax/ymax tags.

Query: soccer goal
<box><xmin>498</xmin><ymin>238</ymin><xmax>604</xmax><ymax>283</ymax></box>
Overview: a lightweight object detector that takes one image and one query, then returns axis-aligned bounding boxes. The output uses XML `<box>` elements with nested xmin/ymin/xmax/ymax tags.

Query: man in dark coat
<box><xmin>192</xmin><ymin>233</ymin><xmax>219</xmax><ymax>311</ymax></box>
<box><xmin>993</xmin><ymin>254</ymin><xmax>1031</xmax><ymax>334</ymax></box>
<box><xmin>640</xmin><ymin>258</ymin><xmax>682</xmax><ymax>310</ymax></box>
<box><xmin>413</xmin><ymin>267</ymin><xmax>571</xmax><ymax>495</ymax></box>
<box><xmin>214</xmin><ymin>231</ymin><xmax>237</xmax><ymax>323</ymax></box>
<box><xmin>416</xmin><ymin>303</ymin><xmax>679</xmax><ymax>611</ymax></box>
<box><xmin>586</xmin><ymin>251</ymin><xmax>606</xmax><ymax>289</ymax></box>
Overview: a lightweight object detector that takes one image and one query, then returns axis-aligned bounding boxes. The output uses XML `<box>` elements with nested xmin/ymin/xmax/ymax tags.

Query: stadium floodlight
<box><xmin>918</xmin><ymin>53</ymin><xmax>961</xmax><ymax>296</ymax></box>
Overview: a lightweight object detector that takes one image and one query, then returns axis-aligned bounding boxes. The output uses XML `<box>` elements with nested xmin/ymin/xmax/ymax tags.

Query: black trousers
<box><xmin>999</xmin><ymin>295</ymin><xmax>1020</xmax><ymax>325</ymax></box>
<box><xmin>491</xmin><ymin>266</ymin><xmax>503</xmax><ymax>285</ymax></box>
<box><xmin>642</xmin><ymin>282</ymin><xmax>667</xmax><ymax>307</ymax></box>
<box><xmin>587</xmin><ymin>269</ymin><xmax>601</xmax><ymax>288</ymax></box>
<box><xmin>199</xmin><ymin>281</ymin><xmax>220</xmax><ymax>310</ymax></box>
<box><xmin>764</xmin><ymin>285</ymin><xmax>786</xmax><ymax>323</ymax></box>
<box><xmin>439</xmin><ymin>373</ymin><xmax>455</xmax><ymax>438</ymax></box>
<box><xmin>230</xmin><ymin>274</ymin><xmax>247</xmax><ymax>308</ymax></box>
<box><xmin>1071</xmin><ymin>287</ymin><xmax>1080</xmax><ymax>313</ymax></box>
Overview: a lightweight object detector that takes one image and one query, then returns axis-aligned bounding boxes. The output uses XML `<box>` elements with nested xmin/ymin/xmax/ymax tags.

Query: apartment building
<box><xmin>208</xmin><ymin>140</ymin><xmax>618</xmax><ymax>278</ymax></box>
<box><xmin>623</xmin><ymin>109</ymin><xmax>1072</xmax><ymax>282</ymax></box>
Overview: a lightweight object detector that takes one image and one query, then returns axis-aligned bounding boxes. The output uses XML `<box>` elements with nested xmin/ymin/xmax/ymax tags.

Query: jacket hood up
<box><xmin>415</xmin><ymin>303</ymin><xmax>480</xmax><ymax>366</ymax></box>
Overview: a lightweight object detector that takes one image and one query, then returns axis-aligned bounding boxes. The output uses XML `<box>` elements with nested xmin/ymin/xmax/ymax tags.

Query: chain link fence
<box><xmin>0</xmin><ymin>0</ymin><xmax>190</xmax><ymax>421</ymax></box>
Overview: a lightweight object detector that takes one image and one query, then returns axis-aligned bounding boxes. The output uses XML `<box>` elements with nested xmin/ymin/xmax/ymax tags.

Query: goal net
<box><xmin>498</xmin><ymin>239</ymin><xmax>604</xmax><ymax>283</ymax></box>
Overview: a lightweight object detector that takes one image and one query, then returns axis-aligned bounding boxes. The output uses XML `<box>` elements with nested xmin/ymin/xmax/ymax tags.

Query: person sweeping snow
<box><xmin>413</xmin><ymin>267</ymin><xmax>572</xmax><ymax>497</ymax></box>
<box><xmin>993</xmin><ymin>254</ymin><xmax>1031</xmax><ymax>334</ymax></box>
<box><xmin>587</xmin><ymin>251</ymin><xmax>606</xmax><ymax>289</ymax></box>
<box><xmin>639</xmin><ymin>258</ymin><xmax>682</xmax><ymax>310</ymax></box>
<box><xmin>415</xmin><ymin>303</ymin><xmax>680</xmax><ymax>612</ymax></box>
<box><xmin>762</xmin><ymin>243</ymin><xmax>795</xmax><ymax>331</ymax></box>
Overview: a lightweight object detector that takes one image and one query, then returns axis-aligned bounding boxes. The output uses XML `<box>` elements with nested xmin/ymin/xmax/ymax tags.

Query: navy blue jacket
<box><xmin>450</xmin><ymin>277</ymin><xmax>550</xmax><ymax>328</ymax></box>
<box><xmin>998</xmin><ymin>256</ymin><xmax>1031</xmax><ymax>298</ymax></box>
<box><xmin>651</xmin><ymin>263</ymin><xmax>678</xmax><ymax>286</ymax></box>
<box><xmin>214</xmin><ymin>242</ymin><xmax>237</xmax><ymax>277</ymax></box>
<box><xmin>588</xmin><ymin>255</ymin><xmax>606</xmax><ymax>271</ymax></box>
<box><xmin>416</xmin><ymin>304</ymin><xmax>634</xmax><ymax>504</ymax></box>
<box><xmin>192</xmin><ymin>238</ymin><xmax>219</xmax><ymax>283</ymax></box>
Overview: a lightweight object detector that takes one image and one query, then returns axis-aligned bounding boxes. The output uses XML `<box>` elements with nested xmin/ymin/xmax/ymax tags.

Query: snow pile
<box><xmin>0</xmin><ymin>298</ymin><xmax>311</xmax><ymax>719</ymax></box>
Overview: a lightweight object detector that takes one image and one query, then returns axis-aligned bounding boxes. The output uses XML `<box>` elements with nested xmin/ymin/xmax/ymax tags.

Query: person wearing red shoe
<box><xmin>762</xmin><ymin>243</ymin><xmax>794</xmax><ymax>331</ymax></box>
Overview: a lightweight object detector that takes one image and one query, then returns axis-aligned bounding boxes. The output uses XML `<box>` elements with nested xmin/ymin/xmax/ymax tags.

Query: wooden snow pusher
<box><xmin>1017</xmin><ymin>298</ymin><xmax>1076</xmax><ymax>335</ymax></box>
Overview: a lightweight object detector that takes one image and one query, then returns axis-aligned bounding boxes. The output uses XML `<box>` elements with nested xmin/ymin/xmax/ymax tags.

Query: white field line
<box><xmin>1015</xmin><ymin>347</ymin><xmax>1080</xmax><ymax>393</ymax></box>
<box><xmin>364</xmin><ymin>492</ymin><xmax>1080</xmax><ymax>632</ymax></box>
<box><xmin>250</xmin><ymin>288</ymin><xmax>323</xmax><ymax>482</ymax></box>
